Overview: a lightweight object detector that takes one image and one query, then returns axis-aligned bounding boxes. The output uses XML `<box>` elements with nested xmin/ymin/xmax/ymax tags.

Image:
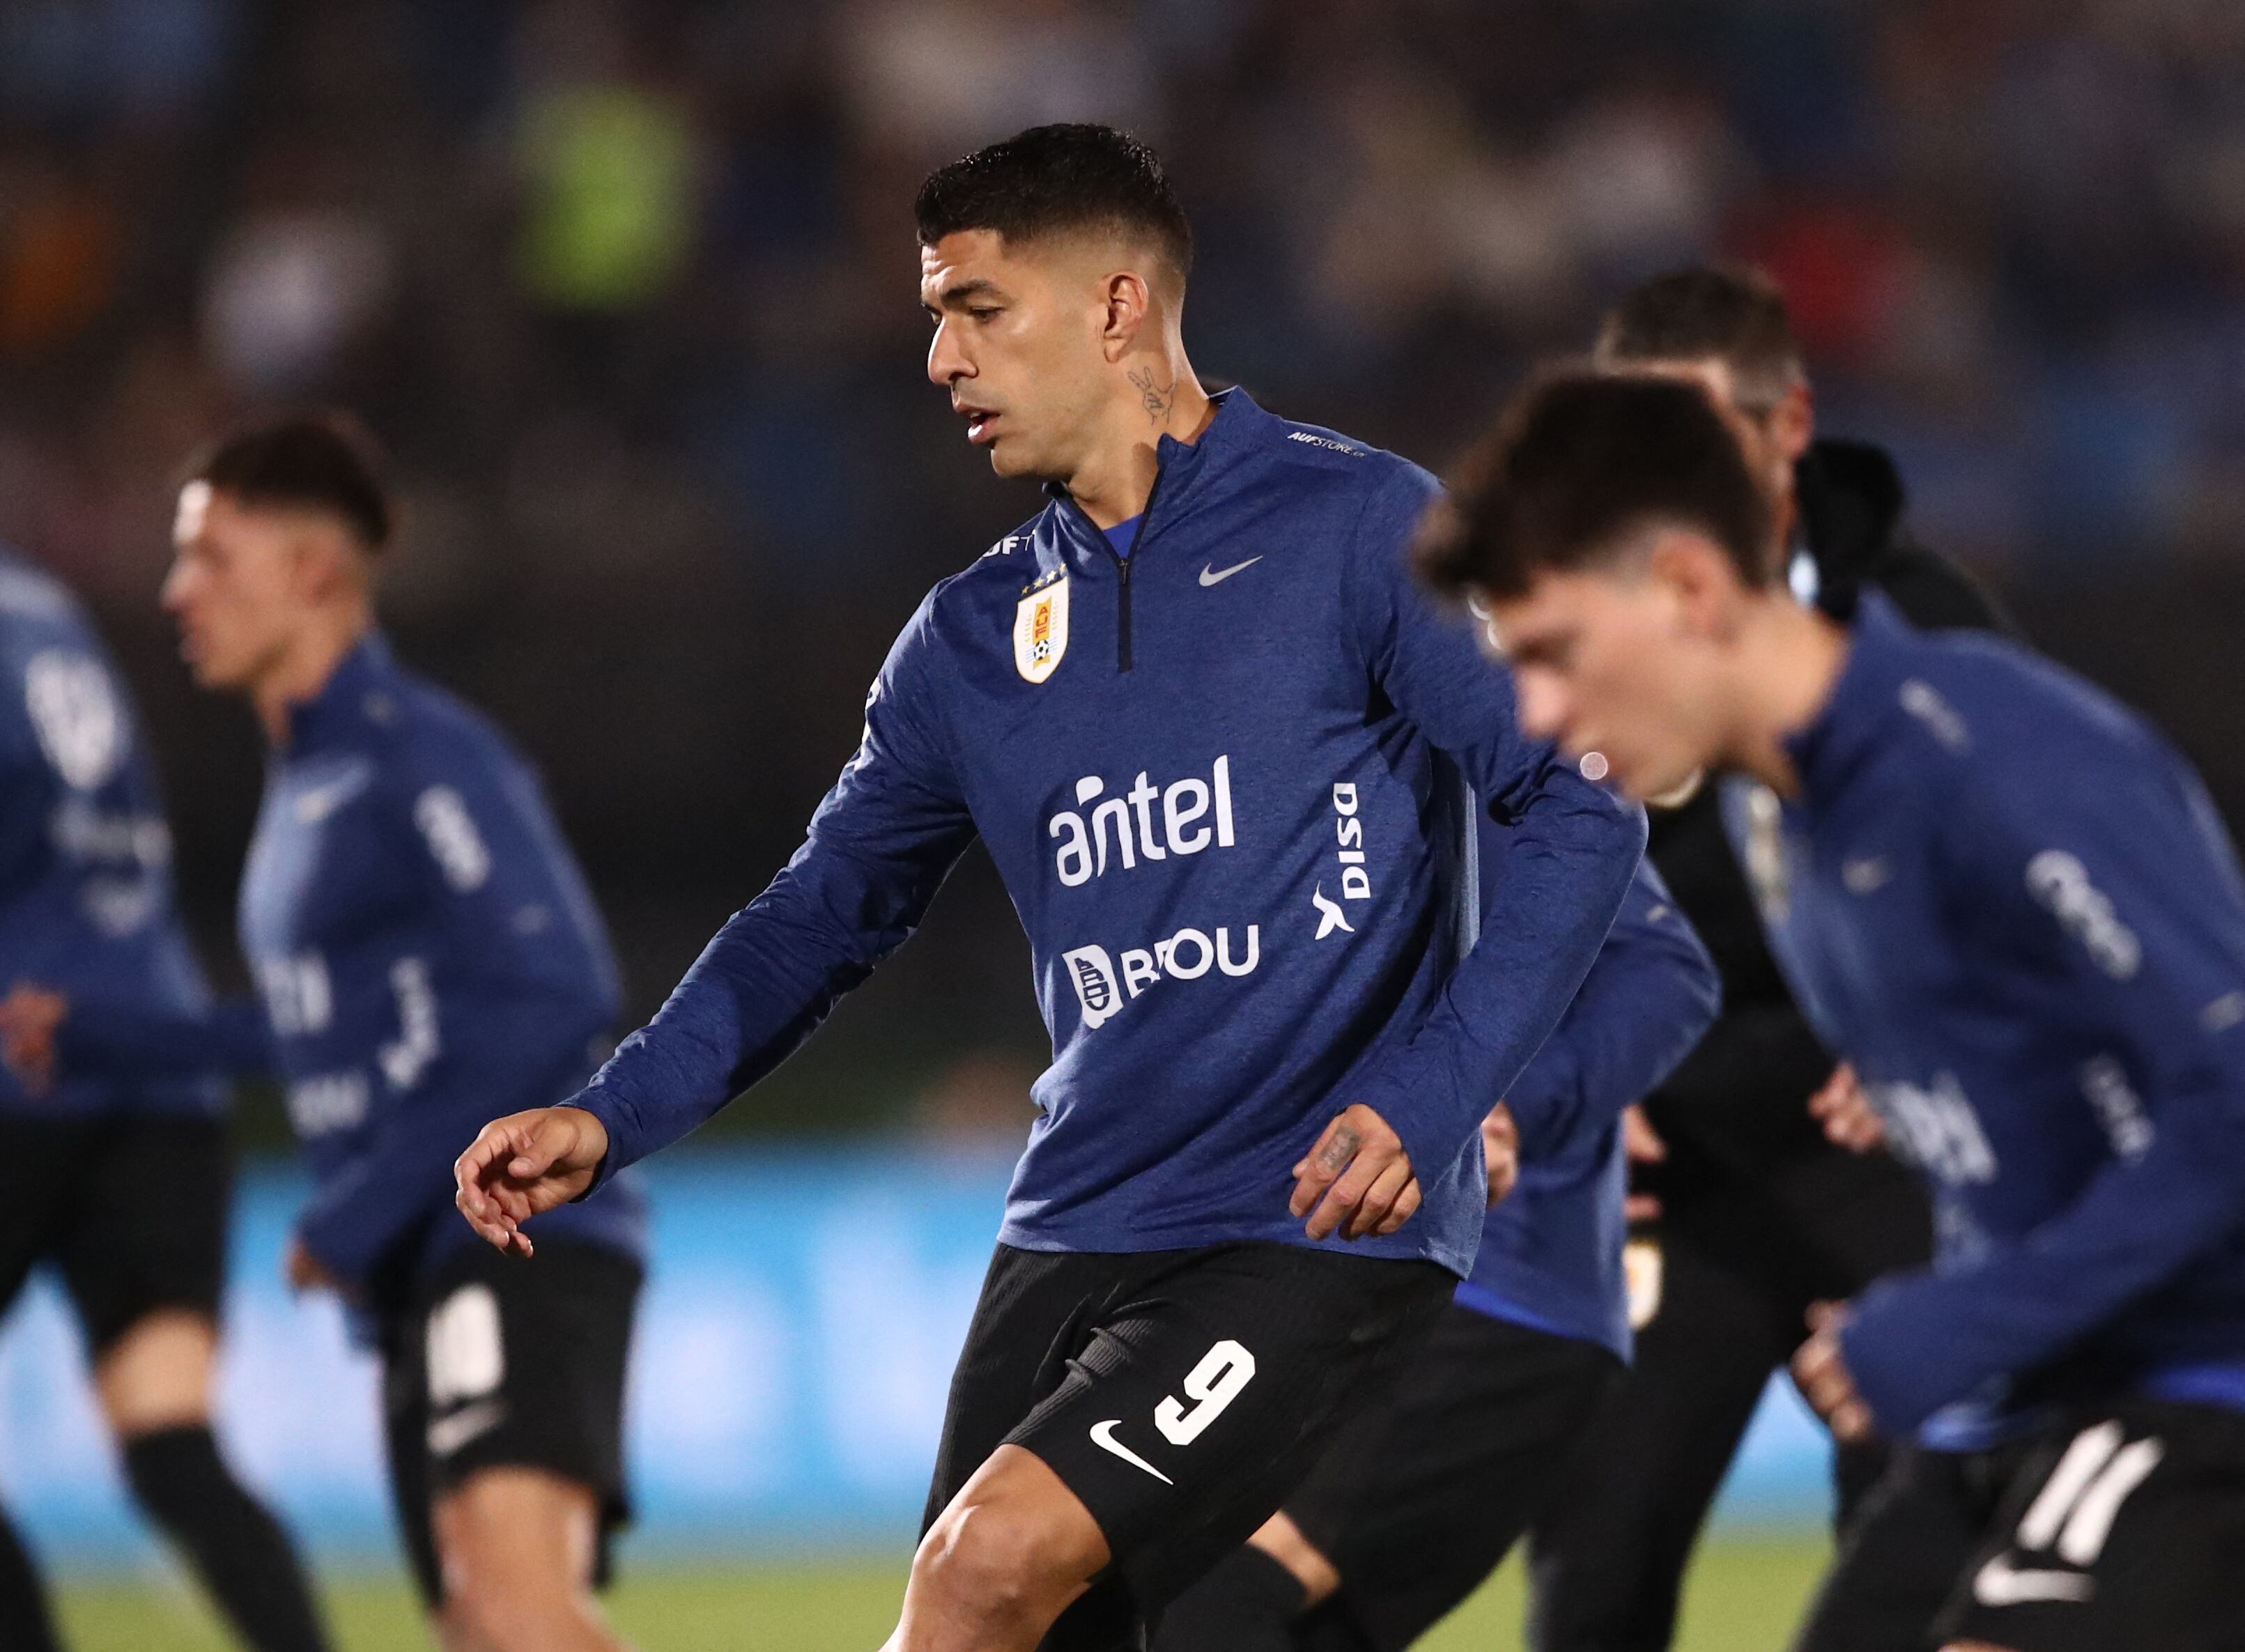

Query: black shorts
<box><xmin>1798</xmin><ymin>1402</ymin><xmax>2245</xmax><ymax>1652</ymax></box>
<box><xmin>927</xmin><ymin>1241</ymin><xmax>1454</xmax><ymax>1649</ymax></box>
<box><xmin>1283</xmin><ymin>1304</ymin><xmax>1624</xmax><ymax>1652</ymax></box>
<box><xmin>0</xmin><ymin>1111</ymin><xmax>231</xmax><ymax>1354</ymax></box>
<box><xmin>379</xmin><ymin>1237</ymin><xmax>642</xmax><ymax>1607</ymax></box>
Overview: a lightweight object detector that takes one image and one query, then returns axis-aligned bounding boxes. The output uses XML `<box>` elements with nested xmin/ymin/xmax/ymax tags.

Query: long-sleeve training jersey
<box><xmin>571</xmin><ymin>389</ymin><xmax>1645</xmax><ymax>1276</ymax></box>
<box><xmin>0</xmin><ymin>547</ymin><xmax>215</xmax><ymax>1119</ymax></box>
<box><xmin>248</xmin><ymin>635</ymin><xmax>647</xmax><ymax>1292</ymax></box>
<box><xmin>1456</xmin><ymin>858</ymin><xmax>1721</xmax><ymax>1360</ymax></box>
<box><xmin>66</xmin><ymin>633</ymin><xmax>648</xmax><ymax>1299</ymax></box>
<box><xmin>1739</xmin><ymin>595</ymin><xmax>2245</xmax><ymax>1436</ymax></box>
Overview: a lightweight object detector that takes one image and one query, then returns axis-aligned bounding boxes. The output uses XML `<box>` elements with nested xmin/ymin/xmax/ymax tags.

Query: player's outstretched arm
<box><xmin>454</xmin><ymin>1106</ymin><xmax>610</xmax><ymax>1257</ymax></box>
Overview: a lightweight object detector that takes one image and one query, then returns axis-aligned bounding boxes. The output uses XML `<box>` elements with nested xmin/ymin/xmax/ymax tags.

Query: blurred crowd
<box><xmin>1</xmin><ymin>0</ymin><xmax>2241</xmax><ymax>1131</ymax></box>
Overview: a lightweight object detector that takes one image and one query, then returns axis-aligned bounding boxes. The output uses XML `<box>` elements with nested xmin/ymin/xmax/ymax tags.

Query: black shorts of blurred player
<box><xmin>380</xmin><ymin>1237</ymin><xmax>642</xmax><ymax>1614</ymax></box>
<box><xmin>925</xmin><ymin>1240</ymin><xmax>1456</xmax><ymax>1652</ymax></box>
<box><xmin>1793</xmin><ymin>1399</ymin><xmax>2245</xmax><ymax>1652</ymax></box>
<box><xmin>0</xmin><ymin>1112</ymin><xmax>330</xmax><ymax>1652</ymax></box>
<box><xmin>1149</xmin><ymin>1302</ymin><xmax>1623</xmax><ymax>1652</ymax></box>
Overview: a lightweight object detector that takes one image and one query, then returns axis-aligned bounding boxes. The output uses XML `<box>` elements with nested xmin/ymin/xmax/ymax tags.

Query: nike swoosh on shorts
<box><xmin>1088</xmin><ymin>1419</ymin><xmax>1173</xmax><ymax>1484</ymax></box>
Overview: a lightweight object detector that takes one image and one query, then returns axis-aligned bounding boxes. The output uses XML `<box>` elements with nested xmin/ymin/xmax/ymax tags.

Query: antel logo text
<box><xmin>1049</xmin><ymin>757</ymin><xmax>1235</xmax><ymax>886</ymax></box>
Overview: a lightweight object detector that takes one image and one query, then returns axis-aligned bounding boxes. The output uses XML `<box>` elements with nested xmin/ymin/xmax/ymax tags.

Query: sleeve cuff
<box><xmin>1840</xmin><ymin>1282</ymin><xmax>1965</xmax><ymax>1438</ymax></box>
<box><xmin>562</xmin><ymin>1091</ymin><xmax>626</xmax><ymax>1198</ymax></box>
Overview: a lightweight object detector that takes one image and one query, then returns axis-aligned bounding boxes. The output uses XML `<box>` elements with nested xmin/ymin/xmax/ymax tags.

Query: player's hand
<box><xmin>1808</xmin><ymin>1063</ymin><xmax>1884</xmax><ymax>1154</ymax></box>
<box><xmin>284</xmin><ymin>1236</ymin><xmax>341</xmax><ymax>1295</ymax></box>
<box><xmin>0</xmin><ymin>982</ymin><xmax>68</xmax><ymax>1097</ymax></box>
<box><xmin>1791</xmin><ymin>1302</ymin><xmax>1874</xmax><ymax>1444</ymax></box>
<box><xmin>454</xmin><ymin>1106</ymin><xmax>610</xmax><ymax>1258</ymax></box>
<box><xmin>1622</xmin><ymin>1103</ymin><xmax>1667</xmax><ymax>1223</ymax></box>
<box><xmin>1291</xmin><ymin>1103</ymin><xmax>1421</xmax><ymax>1242</ymax></box>
<box><xmin>1483</xmin><ymin>1104</ymin><xmax>1520</xmax><ymax>1207</ymax></box>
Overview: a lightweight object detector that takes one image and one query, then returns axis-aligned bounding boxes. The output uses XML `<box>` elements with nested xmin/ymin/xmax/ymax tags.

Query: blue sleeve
<box><xmin>564</xmin><ymin>595</ymin><xmax>979</xmax><ymax>1184</ymax></box>
<box><xmin>1343</xmin><ymin>465</ymin><xmax>1647</xmax><ymax>1180</ymax></box>
<box><xmin>1506</xmin><ymin>860</ymin><xmax>1720</xmax><ymax>1160</ymax></box>
<box><xmin>1841</xmin><ymin>745</ymin><xmax>2245</xmax><ymax>1434</ymax></box>
<box><xmin>53</xmin><ymin>995</ymin><xmax>274</xmax><ymax>1080</ymax></box>
<box><xmin>295</xmin><ymin>727</ymin><xmax>620</xmax><ymax>1283</ymax></box>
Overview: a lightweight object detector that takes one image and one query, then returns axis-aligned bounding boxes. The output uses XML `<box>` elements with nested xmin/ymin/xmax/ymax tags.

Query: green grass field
<box><xmin>59</xmin><ymin>1536</ymin><xmax>1829</xmax><ymax>1649</ymax></box>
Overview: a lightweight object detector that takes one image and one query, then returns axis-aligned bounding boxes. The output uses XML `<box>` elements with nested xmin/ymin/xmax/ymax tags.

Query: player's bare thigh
<box><xmin>890</xmin><ymin>1443</ymin><xmax>1112</xmax><ymax>1652</ymax></box>
<box><xmin>432</xmin><ymin>1465</ymin><xmax>618</xmax><ymax>1652</ymax></box>
<box><xmin>93</xmin><ymin>1309</ymin><xmax>217</xmax><ymax>1436</ymax></box>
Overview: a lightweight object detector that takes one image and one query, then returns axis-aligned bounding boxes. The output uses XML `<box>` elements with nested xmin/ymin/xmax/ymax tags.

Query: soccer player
<box><xmin>1528</xmin><ymin>266</ymin><xmax>2007</xmax><ymax>1652</ymax></box>
<box><xmin>1421</xmin><ymin>368</ymin><xmax>2245</xmax><ymax>1652</ymax></box>
<box><xmin>0</xmin><ymin>543</ymin><xmax>330</xmax><ymax>1652</ymax></box>
<box><xmin>1148</xmin><ymin>858</ymin><xmax>1718</xmax><ymax>1652</ymax></box>
<box><xmin>11</xmin><ymin>416</ymin><xmax>649</xmax><ymax>1652</ymax></box>
<box><xmin>454</xmin><ymin>123</ymin><xmax>1645</xmax><ymax>1652</ymax></box>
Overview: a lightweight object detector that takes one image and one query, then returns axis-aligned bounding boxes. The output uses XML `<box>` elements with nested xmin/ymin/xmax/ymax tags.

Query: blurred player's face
<box><xmin>1482</xmin><ymin>533</ymin><xmax>1749</xmax><ymax>803</ymax></box>
<box><xmin>922</xmin><ymin>229</ymin><xmax>1130</xmax><ymax>482</ymax></box>
<box><xmin>163</xmin><ymin>484</ymin><xmax>330</xmax><ymax>692</ymax></box>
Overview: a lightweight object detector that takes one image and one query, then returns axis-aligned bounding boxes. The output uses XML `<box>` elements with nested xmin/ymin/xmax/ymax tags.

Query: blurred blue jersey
<box><xmin>62</xmin><ymin>633</ymin><xmax>646</xmax><ymax>1297</ymax></box>
<box><xmin>1456</xmin><ymin>858</ymin><xmax>1720</xmax><ymax>1359</ymax></box>
<box><xmin>0</xmin><ymin>546</ymin><xmax>216</xmax><ymax>1119</ymax></box>
<box><xmin>245</xmin><ymin>634</ymin><xmax>645</xmax><ymax>1290</ymax></box>
<box><xmin>1743</xmin><ymin>595</ymin><xmax>2245</xmax><ymax>1436</ymax></box>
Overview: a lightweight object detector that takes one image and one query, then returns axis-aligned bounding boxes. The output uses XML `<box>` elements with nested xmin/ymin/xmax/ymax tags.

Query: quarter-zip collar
<box><xmin>1782</xmin><ymin>592</ymin><xmax>1917</xmax><ymax>814</ymax></box>
<box><xmin>1041</xmin><ymin>386</ymin><xmax>1263</xmax><ymax>566</ymax></box>
<box><xmin>281</xmin><ymin>630</ymin><xmax>397</xmax><ymax>757</ymax></box>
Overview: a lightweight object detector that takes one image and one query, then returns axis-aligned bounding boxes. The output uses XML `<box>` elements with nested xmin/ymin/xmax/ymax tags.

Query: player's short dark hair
<box><xmin>1594</xmin><ymin>265</ymin><xmax>1804</xmax><ymax>409</ymax></box>
<box><xmin>1417</xmin><ymin>369</ymin><xmax>1779</xmax><ymax>601</ymax></box>
<box><xmin>915</xmin><ymin>123</ymin><xmax>1194</xmax><ymax>286</ymax></box>
<box><xmin>180</xmin><ymin>411</ymin><xmax>392</xmax><ymax>551</ymax></box>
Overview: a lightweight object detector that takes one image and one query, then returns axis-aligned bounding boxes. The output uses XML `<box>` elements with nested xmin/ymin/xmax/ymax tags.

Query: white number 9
<box><xmin>1155</xmin><ymin>1338</ymin><xmax>1256</xmax><ymax>1445</ymax></box>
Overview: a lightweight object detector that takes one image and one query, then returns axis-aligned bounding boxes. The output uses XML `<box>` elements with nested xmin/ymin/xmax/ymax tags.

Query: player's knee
<box><xmin>435</xmin><ymin>1469</ymin><xmax>608</xmax><ymax>1652</ymax></box>
<box><xmin>445</xmin><ymin>1570</ymin><xmax>601</xmax><ymax>1652</ymax></box>
<box><xmin>916</xmin><ymin>1493</ymin><xmax>1099</xmax><ymax>1619</ymax></box>
<box><xmin>94</xmin><ymin>1310</ymin><xmax>215</xmax><ymax>1437</ymax></box>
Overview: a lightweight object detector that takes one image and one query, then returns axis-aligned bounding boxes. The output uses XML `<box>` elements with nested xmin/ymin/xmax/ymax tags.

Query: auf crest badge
<box><xmin>1013</xmin><ymin>572</ymin><xmax>1069</xmax><ymax>684</ymax></box>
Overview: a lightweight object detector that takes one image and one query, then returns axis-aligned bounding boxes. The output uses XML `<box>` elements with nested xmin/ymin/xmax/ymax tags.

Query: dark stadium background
<box><xmin>4</xmin><ymin>0</ymin><xmax>2239</xmax><ymax>1145</ymax></box>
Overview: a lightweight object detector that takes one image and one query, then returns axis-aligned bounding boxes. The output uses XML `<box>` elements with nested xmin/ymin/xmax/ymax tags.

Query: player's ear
<box><xmin>294</xmin><ymin>521</ymin><xmax>363</xmax><ymax>605</ymax></box>
<box><xmin>1647</xmin><ymin>530</ymin><xmax>1740</xmax><ymax>642</ymax></box>
<box><xmin>1100</xmin><ymin>268</ymin><xmax>1153</xmax><ymax>362</ymax></box>
<box><xmin>1770</xmin><ymin>380</ymin><xmax>1814</xmax><ymax>465</ymax></box>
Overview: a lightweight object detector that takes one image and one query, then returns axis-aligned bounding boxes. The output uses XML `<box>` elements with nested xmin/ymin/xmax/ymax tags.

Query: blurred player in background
<box><xmin>1427</xmin><ymin>369</ymin><xmax>2245</xmax><ymax>1652</ymax></box>
<box><xmin>6</xmin><ymin>415</ymin><xmax>647</xmax><ymax>1652</ymax></box>
<box><xmin>0</xmin><ymin>544</ymin><xmax>329</xmax><ymax>1652</ymax></box>
<box><xmin>1150</xmin><ymin>859</ymin><xmax>1718</xmax><ymax>1652</ymax></box>
<box><xmin>1527</xmin><ymin>265</ymin><xmax>2009</xmax><ymax>1652</ymax></box>
<box><xmin>454</xmin><ymin>123</ymin><xmax>1644</xmax><ymax>1652</ymax></box>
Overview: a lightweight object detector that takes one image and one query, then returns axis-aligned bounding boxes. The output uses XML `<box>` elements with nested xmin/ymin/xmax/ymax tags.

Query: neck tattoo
<box><xmin>1127</xmin><ymin>365</ymin><xmax>1178</xmax><ymax>425</ymax></box>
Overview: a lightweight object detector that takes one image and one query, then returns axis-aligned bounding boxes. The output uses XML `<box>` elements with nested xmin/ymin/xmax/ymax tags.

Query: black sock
<box><xmin>1148</xmin><ymin>1544</ymin><xmax>1308</xmax><ymax>1652</ymax></box>
<box><xmin>122</xmin><ymin>1425</ymin><xmax>331</xmax><ymax>1652</ymax></box>
<box><xmin>0</xmin><ymin>1499</ymin><xmax>62</xmax><ymax>1652</ymax></box>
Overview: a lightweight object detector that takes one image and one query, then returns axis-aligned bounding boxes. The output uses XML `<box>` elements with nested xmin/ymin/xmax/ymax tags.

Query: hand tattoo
<box><xmin>1316</xmin><ymin>1125</ymin><xmax>1362</xmax><ymax>1176</ymax></box>
<box><xmin>1127</xmin><ymin>366</ymin><xmax>1178</xmax><ymax>424</ymax></box>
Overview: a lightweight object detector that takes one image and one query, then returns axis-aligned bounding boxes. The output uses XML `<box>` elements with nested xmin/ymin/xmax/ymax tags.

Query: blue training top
<box><xmin>568</xmin><ymin>388</ymin><xmax>1646</xmax><ymax>1277</ymax></box>
<box><xmin>0</xmin><ymin>546</ymin><xmax>217</xmax><ymax>1120</ymax></box>
<box><xmin>1741</xmin><ymin>594</ymin><xmax>2245</xmax><ymax>1436</ymax></box>
<box><xmin>63</xmin><ymin>634</ymin><xmax>647</xmax><ymax>1298</ymax></box>
<box><xmin>1457</xmin><ymin>858</ymin><xmax>1720</xmax><ymax>1360</ymax></box>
